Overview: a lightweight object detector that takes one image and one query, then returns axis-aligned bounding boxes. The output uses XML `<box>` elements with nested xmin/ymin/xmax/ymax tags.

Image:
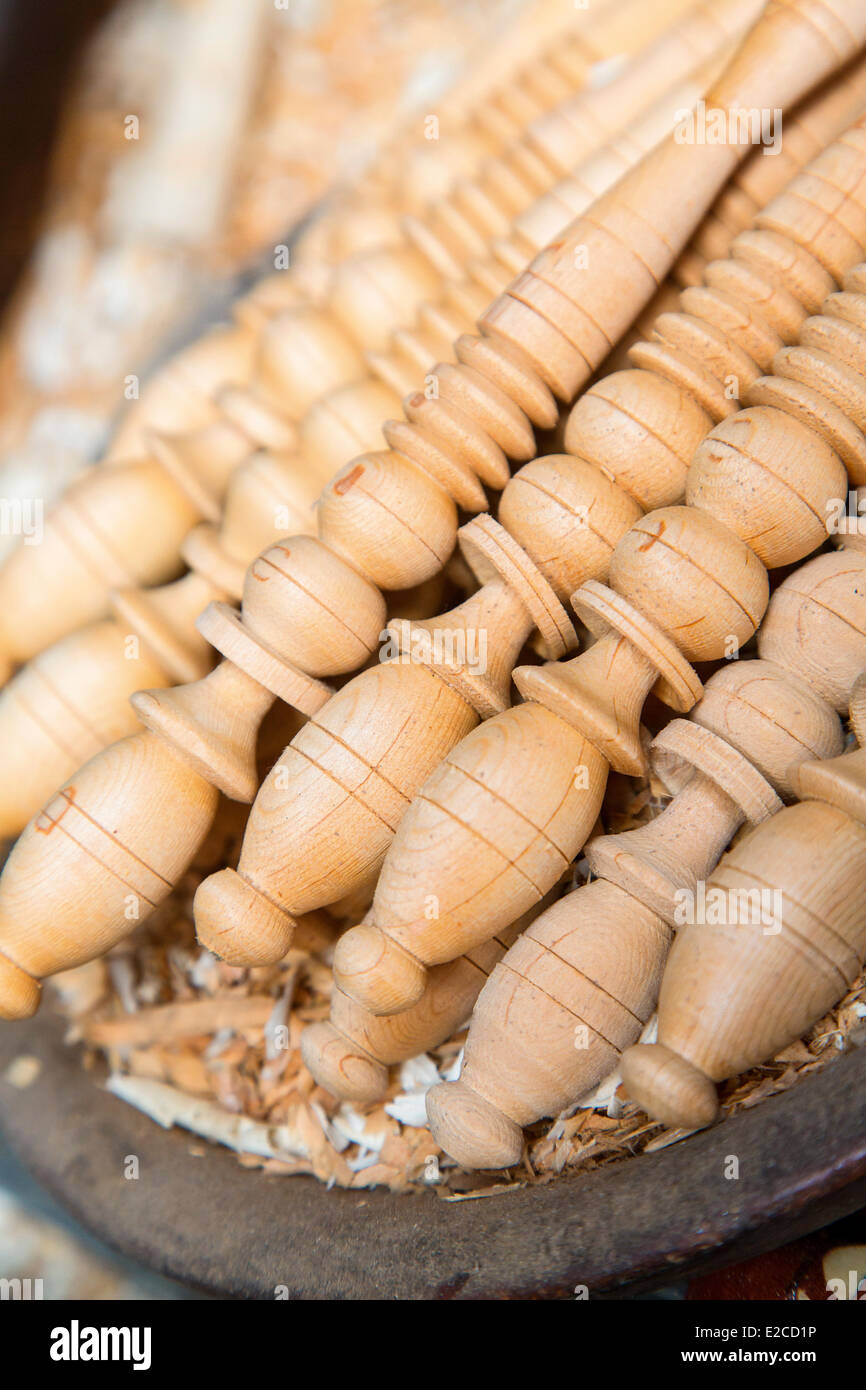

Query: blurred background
<box><xmin>0</xmin><ymin>0</ymin><xmax>527</xmax><ymax>564</ymax></box>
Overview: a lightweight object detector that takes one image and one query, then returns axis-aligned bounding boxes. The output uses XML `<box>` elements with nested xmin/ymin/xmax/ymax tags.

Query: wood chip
<box><xmin>83</xmin><ymin>995</ymin><xmax>274</xmax><ymax>1046</ymax></box>
<box><xmin>3</xmin><ymin>1055</ymin><xmax>42</xmax><ymax>1089</ymax></box>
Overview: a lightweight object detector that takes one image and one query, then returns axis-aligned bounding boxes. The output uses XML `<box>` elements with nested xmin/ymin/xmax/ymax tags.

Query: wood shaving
<box><xmin>3</xmin><ymin>1055</ymin><xmax>42</xmax><ymax>1090</ymax></box>
<box><xmin>83</xmin><ymin>995</ymin><xmax>275</xmax><ymax>1048</ymax></box>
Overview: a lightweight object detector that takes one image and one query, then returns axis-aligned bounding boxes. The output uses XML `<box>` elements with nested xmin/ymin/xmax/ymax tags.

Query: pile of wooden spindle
<box><xmin>2</xmin><ymin>0</ymin><xmax>866</xmax><ymax>1190</ymax></box>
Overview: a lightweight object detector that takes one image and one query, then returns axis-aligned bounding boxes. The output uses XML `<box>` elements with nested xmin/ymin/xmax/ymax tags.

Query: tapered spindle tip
<box><xmin>300</xmin><ymin>1021</ymin><xmax>389</xmax><ymax>1103</ymax></box>
<box><xmin>620</xmin><ymin>1042</ymin><xmax>719</xmax><ymax>1131</ymax></box>
<box><xmin>194</xmin><ymin>868</ymin><xmax>296</xmax><ymax>966</ymax></box>
<box><xmin>0</xmin><ymin>952</ymin><xmax>41</xmax><ymax>1020</ymax></box>
<box><xmin>426</xmin><ymin>1080</ymin><xmax>523</xmax><ymax>1170</ymax></box>
<box><xmin>332</xmin><ymin>924</ymin><xmax>426</xmax><ymax>1014</ymax></box>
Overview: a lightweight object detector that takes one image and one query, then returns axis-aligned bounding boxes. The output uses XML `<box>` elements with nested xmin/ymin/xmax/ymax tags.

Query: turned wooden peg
<box><xmin>0</xmin><ymin>251</ymin><xmax>408</xmax><ymax>684</ymax></box>
<box><xmin>294</xmin><ymin>378</ymin><xmax>403</xmax><ymax>481</ymax></box>
<box><xmin>757</xmin><ymin>549</ymin><xmax>866</xmax><ymax>714</ymax></box>
<box><xmin>173</xmin><ymin>447</ymin><xmax>323</xmax><ymax>605</ymax></box>
<box><xmin>400</xmin><ymin>0</ymin><xmax>760</xmax><ymax>288</ymax></box>
<box><xmin>425</xmin><ymin>879</ymin><xmax>673</xmax><ymax>1170</ymax></box>
<box><xmin>516</xmin><ymin>580</ymin><xmax>703</xmax><ymax>777</ymax></box>
<box><xmin>689</xmin><ymin>549</ymin><xmax>866</xmax><ymax>797</ymax></box>
<box><xmin>621</xmin><ymin>756</ymin><xmax>866</xmax><ymax>1132</ymax></box>
<box><xmin>332</xmin><ymin>590</ymin><xmax>693</xmax><ymax>1016</ymax></box>
<box><xmin>194</xmin><ymin>525</ymin><xmax>570</xmax><ymax>967</ymax></box>
<box><xmin>0</xmin><ymin>620</ymin><xmax>171</xmax><ymax>842</ymax></box>
<box><xmin>262</xmin><ymin>1</ymin><xmax>732</xmax><ymax>429</ymax></box>
<box><xmin>497</xmin><ymin>454</ymin><xmax>643</xmax><ymax>604</ymax></box>
<box><xmin>211</xmin><ymin>388</ymin><xmax>298</xmax><ymax>462</ymax></box>
<box><xmin>331</xmin><ymin>494</ymin><xmax>777</xmax><ymax>1020</ymax></box>
<box><xmin>690</xmin><ymin>659</ymin><xmax>847</xmax><ymax>799</ymax></box>
<box><xmin>606</xmin><ymin>504</ymin><xmax>770</xmax><ymax>662</ymax></box>
<box><xmin>326</xmin><ymin>246</ymin><xmax>443</xmax><ymax>355</ymax></box>
<box><xmin>231</xmin><ymin>273</ymin><xmax>309</xmax><ymax>335</ymax></box>
<box><xmin>0</xmin><ymin>437</ymin><xmax>331</xmax><ymax>842</ymax></box>
<box><xmin>330</xmin><ymin>694</ymin><xmax>609</xmax><ymax>1016</ymax></box>
<box><xmin>792</xmin><ymin>672</ymin><xmax>866</xmax><ymax>823</ymax></box>
<box><xmin>247</xmin><ymin>305</ymin><xmax>367</xmax><ymax>419</ymax></box>
<box><xmin>191</xmin><ymin>520</ymin><xmax>570</xmax><ymax>972</ymax></box>
<box><xmin>670</xmin><ymin>52</ymin><xmax>866</xmax><ymax>288</ymax></box>
<box><xmin>109</xmin><ymin>570</ymin><xmax>226</xmax><ymax>687</ymax></box>
<box><xmin>242</xmin><ymin>449</ymin><xmax>462</xmax><ymax>684</ymax></box>
<box><xmin>586</xmin><ymin>719</ymin><xmax>782</xmax><ymax>921</ymax></box>
<box><xmin>301</xmin><ymin>905</ymin><xmax>543</xmax><ymax>1105</ymax></box>
<box><xmin>386</xmin><ymin>513</ymin><xmax>576</xmax><ymax>717</ymax></box>
<box><xmin>0</xmin><ymin>334</ymin><xmax>289</xmax><ymax>678</ymax></box>
<box><xmin>237</xmin><ymin>535</ymin><xmax>388</xmax><ymax>680</ymax></box>
<box><xmin>0</xmin><ymin>532</ymin><xmax>342</xmax><ymax>1014</ymax></box>
<box><xmin>393</xmin><ymin>152</ymin><xmax>863</xmax><ymax>696</ymax></box>
<box><xmin>273</xmin><ymin>0</ymin><xmax>668</xmax><ymax>279</ymax></box>
<box><xmin>499</xmin><ymin>0</ymin><xmax>773</xmax><ymax>252</ymax></box>
<box><xmin>620</xmin><ymin>652</ymin><xmax>866</xmax><ymax>1131</ymax></box>
<box><xmin>0</xmin><ymin>440</ymin><xmax>331</xmax><ymax>840</ymax></box>
<box><xmin>0</xmin><ymin>457</ymin><xmax>201</xmax><ymax>684</ymax></box>
<box><xmin>615</xmin><ymin>548</ymin><xmax>866</xmax><ymax>1128</ymax></box>
<box><xmin>0</xmin><ymin>730</ymin><xmax>220</xmax><ymax>1021</ymax></box>
<box><xmin>560</xmin><ymin>115</ymin><xmax>866</xmax><ymax>515</ymax></box>
<box><xmin>750</xmin><ymin>270</ymin><xmax>866</xmax><ymax>492</ymax></box>
<box><xmin>143</xmin><ymin>423</ymin><xmax>260</xmax><ymax>525</ymax></box>
<box><xmin>478</xmin><ymin>0</ymin><xmax>866</xmax><ymax>403</ymax></box>
<box><xmin>302</xmin><ymin>942</ymin><xmax>505</xmax><ymax>1107</ymax></box>
<box><xmin>192</xmin><ymin>654</ymin><xmax>481</xmax><ymax>970</ymax></box>
<box><xmin>0</xmin><ymin>630</ymin><xmax>317</xmax><ymax>1019</ymax></box>
<box><xmin>687</xmin><ymin>407</ymin><xmax>849</xmax><ymax>569</ymax></box>
<box><xmin>426</xmin><ymin>721</ymin><xmax>780</xmax><ymax>1169</ymax></box>
<box><xmin>0</xmin><ymin>326</ymin><xmax>396</xmax><ymax>684</ymax></box>
<box><xmin>129</xmin><ymin>658</ymin><xmax>281</xmax><ymax>806</ymax></box>
<box><xmin>9</xmin><ymin>348</ymin><xmax>404</xmax><ymax>774</ymax></box>
<box><xmin>326</xmin><ymin>575</ymin><xmax>704</xmax><ymax>1017</ymax></box>
<box><xmin>391</xmin><ymin>50</ymin><xmax>866</xmax><ymax>434</ymax></box>
<box><xmin>564</xmin><ymin>369</ymin><xmax>715</xmax><ymax>514</ymax></box>
<box><xmin>104</xmin><ymin>323</ymin><xmax>256</xmax><ymax>463</ymax></box>
<box><xmin>215</xmin><ymin>536</ymin><xmax>706</xmax><ymax>995</ymax></box>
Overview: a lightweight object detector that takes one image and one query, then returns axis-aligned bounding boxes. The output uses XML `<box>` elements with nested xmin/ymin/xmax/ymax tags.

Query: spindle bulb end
<box><xmin>300</xmin><ymin>1022</ymin><xmax>389</xmax><ymax>1103</ymax></box>
<box><xmin>0</xmin><ymin>953</ymin><xmax>41</xmax><ymax>1020</ymax></box>
<box><xmin>194</xmin><ymin>868</ymin><xmax>296</xmax><ymax>966</ymax></box>
<box><xmin>620</xmin><ymin>1042</ymin><xmax>719</xmax><ymax>1131</ymax></box>
<box><xmin>426</xmin><ymin>1080</ymin><xmax>523</xmax><ymax>1170</ymax></box>
<box><xmin>333</xmin><ymin>924</ymin><xmax>426</xmax><ymax>1014</ymax></box>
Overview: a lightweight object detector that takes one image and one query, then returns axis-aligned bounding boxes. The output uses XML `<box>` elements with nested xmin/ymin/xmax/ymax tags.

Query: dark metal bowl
<box><xmin>1</xmin><ymin>1012</ymin><xmax>865</xmax><ymax>1298</ymax></box>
